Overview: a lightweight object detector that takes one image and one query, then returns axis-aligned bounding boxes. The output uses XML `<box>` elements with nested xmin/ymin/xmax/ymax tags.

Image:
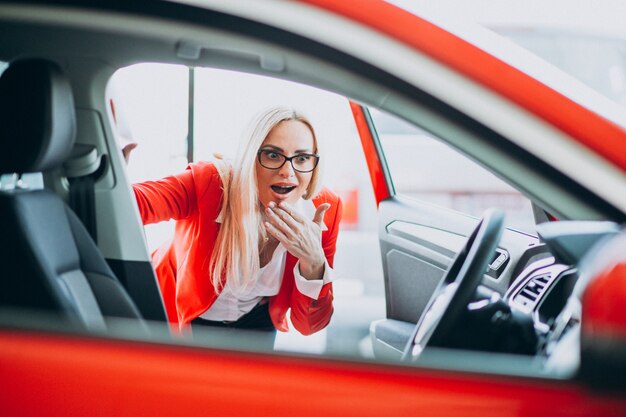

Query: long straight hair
<box><xmin>210</xmin><ymin>107</ymin><xmax>322</xmax><ymax>294</ymax></box>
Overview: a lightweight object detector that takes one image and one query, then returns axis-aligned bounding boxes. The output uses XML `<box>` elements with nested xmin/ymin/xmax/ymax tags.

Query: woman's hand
<box><xmin>264</xmin><ymin>201</ymin><xmax>330</xmax><ymax>280</ymax></box>
<box><xmin>121</xmin><ymin>142</ymin><xmax>138</xmax><ymax>164</ymax></box>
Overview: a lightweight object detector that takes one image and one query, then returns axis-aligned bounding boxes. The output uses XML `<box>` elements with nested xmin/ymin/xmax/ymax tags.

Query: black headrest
<box><xmin>0</xmin><ymin>59</ymin><xmax>76</xmax><ymax>174</ymax></box>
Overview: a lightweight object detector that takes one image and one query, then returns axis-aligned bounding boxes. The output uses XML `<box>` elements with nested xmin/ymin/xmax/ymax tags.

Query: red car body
<box><xmin>1</xmin><ymin>1</ymin><xmax>625</xmax><ymax>415</ymax></box>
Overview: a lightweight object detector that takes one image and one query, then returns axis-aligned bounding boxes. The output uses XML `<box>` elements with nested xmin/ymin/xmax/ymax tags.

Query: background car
<box><xmin>1</xmin><ymin>0</ymin><xmax>626</xmax><ymax>415</ymax></box>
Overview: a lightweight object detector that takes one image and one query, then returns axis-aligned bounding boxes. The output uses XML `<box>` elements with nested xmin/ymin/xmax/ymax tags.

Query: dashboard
<box><xmin>371</xmin><ymin>216</ymin><xmax>621</xmax><ymax>368</ymax></box>
<box><xmin>497</xmin><ymin>221</ymin><xmax>619</xmax><ymax>368</ymax></box>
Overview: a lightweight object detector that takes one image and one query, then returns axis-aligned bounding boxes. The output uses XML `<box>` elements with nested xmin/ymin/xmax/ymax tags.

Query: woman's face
<box><xmin>256</xmin><ymin>120</ymin><xmax>315</xmax><ymax>208</ymax></box>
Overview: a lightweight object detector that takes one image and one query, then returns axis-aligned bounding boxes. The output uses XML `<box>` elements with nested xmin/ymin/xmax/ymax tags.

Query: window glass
<box><xmin>109</xmin><ymin>64</ymin><xmax>385</xmax><ymax>357</ymax></box>
<box><xmin>109</xmin><ymin>63</ymin><xmax>189</xmax><ymax>183</ymax></box>
<box><xmin>371</xmin><ymin>109</ymin><xmax>536</xmax><ymax>233</ymax></box>
<box><xmin>108</xmin><ymin>63</ymin><xmax>189</xmax><ymax>251</ymax></box>
<box><xmin>0</xmin><ymin>173</ymin><xmax>43</xmax><ymax>190</ymax></box>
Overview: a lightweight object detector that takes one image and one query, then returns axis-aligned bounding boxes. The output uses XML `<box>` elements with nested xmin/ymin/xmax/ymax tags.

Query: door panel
<box><xmin>378</xmin><ymin>197</ymin><xmax>478</xmax><ymax>322</ymax></box>
<box><xmin>385</xmin><ymin>248</ymin><xmax>444</xmax><ymax>323</ymax></box>
<box><xmin>387</xmin><ymin>221</ymin><xmax>467</xmax><ymax>259</ymax></box>
<box><xmin>373</xmin><ymin>196</ymin><xmax>539</xmax><ymax>357</ymax></box>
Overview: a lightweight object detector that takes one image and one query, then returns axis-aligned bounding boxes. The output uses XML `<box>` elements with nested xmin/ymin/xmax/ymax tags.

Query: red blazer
<box><xmin>133</xmin><ymin>162</ymin><xmax>342</xmax><ymax>335</ymax></box>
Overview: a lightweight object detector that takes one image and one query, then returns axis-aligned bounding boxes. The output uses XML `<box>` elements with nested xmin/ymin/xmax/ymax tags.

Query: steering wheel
<box><xmin>402</xmin><ymin>209</ymin><xmax>505</xmax><ymax>361</ymax></box>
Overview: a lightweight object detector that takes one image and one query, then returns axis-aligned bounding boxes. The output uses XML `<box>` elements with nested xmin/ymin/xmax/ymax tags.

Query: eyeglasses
<box><xmin>257</xmin><ymin>149</ymin><xmax>319</xmax><ymax>173</ymax></box>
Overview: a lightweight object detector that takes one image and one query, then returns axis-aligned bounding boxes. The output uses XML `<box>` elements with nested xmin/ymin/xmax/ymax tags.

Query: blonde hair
<box><xmin>210</xmin><ymin>107</ymin><xmax>322</xmax><ymax>294</ymax></box>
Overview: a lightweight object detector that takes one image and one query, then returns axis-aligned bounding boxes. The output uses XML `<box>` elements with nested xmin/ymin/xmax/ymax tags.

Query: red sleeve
<box><xmin>132</xmin><ymin>168</ymin><xmax>198</xmax><ymax>225</ymax></box>
<box><xmin>289</xmin><ymin>195</ymin><xmax>343</xmax><ymax>335</ymax></box>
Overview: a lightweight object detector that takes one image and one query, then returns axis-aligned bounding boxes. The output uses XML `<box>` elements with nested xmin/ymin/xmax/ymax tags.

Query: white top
<box><xmin>200</xmin><ymin>199</ymin><xmax>334</xmax><ymax>322</ymax></box>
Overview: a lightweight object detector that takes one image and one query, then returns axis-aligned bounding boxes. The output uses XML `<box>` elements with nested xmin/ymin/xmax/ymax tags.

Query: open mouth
<box><xmin>271</xmin><ymin>185</ymin><xmax>296</xmax><ymax>195</ymax></box>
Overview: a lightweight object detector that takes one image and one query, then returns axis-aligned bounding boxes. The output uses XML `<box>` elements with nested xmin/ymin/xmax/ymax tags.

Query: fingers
<box><xmin>122</xmin><ymin>142</ymin><xmax>138</xmax><ymax>164</ymax></box>
<box><xmin>266</xmin><ymin>202</ymin><xmax>300</xmax><ymax>231</ymax></box>
<box><xmin>264</xmin><ymin>201</ymin><xmax>329</xmax><ymax>262</ymax></box>
<box><xmin>312</xmin><ymin>203</ymin><xmax>330</xmax><ymax>226</ymax></box>
<box><xmin>266</xmin><ymin>201</ymin><xmax>330</xmax><ymax>233</ymax></box>
<box><xmin>270</xmin><ymin>202</ymin><xmax>306</xmax><ymax>223</ymax></box>
<box><xmin>264</xmin><ymin>221</ymin><xmax>289</xmax><ymax>244</ymax></box>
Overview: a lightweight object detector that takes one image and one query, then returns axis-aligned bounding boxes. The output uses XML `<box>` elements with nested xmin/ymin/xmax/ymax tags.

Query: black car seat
<box><xmin>0</xmin><ymin>58</ymin><xmax>147</xmax><ymax>332</ymax></box>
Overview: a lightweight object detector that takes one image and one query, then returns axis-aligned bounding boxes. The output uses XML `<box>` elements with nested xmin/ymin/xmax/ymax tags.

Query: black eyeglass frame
<box><xmin>257</xmin><ymin>149</ymin><xmax>320</xmax><ymax>173</ymax></box>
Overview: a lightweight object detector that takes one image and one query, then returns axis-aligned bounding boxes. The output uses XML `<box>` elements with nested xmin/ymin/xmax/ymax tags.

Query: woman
<box><xmin>133</xmin><ymin>107</ymin><xmax>343</xmax><ymax>344</ymax></box>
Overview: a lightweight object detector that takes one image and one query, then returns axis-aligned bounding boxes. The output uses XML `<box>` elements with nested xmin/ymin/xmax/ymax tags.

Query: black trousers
<box><xmin>191</xmin><ymin>301</ymin><xmax>276</xmax><ymax>350</ymax></box>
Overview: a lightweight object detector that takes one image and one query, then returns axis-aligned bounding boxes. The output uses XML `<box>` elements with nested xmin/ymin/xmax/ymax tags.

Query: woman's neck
<box><xmin>259</xmin><ymin>237</ymin><xmax>279</xmax><ymax>268</ymax></box>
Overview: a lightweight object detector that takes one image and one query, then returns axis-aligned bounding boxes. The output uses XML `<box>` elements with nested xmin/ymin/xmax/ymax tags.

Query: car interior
<box><xmin>1</xmin><ymin>2</ymin><xmax>625</xmax><ymax>391</ymax></box>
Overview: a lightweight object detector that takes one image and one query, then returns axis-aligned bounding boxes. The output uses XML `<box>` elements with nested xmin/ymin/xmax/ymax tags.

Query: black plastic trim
<box><xmin>106</xmin><ymin>258</ymin><xmax>167</xmax><ymax>323</ymax></box>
